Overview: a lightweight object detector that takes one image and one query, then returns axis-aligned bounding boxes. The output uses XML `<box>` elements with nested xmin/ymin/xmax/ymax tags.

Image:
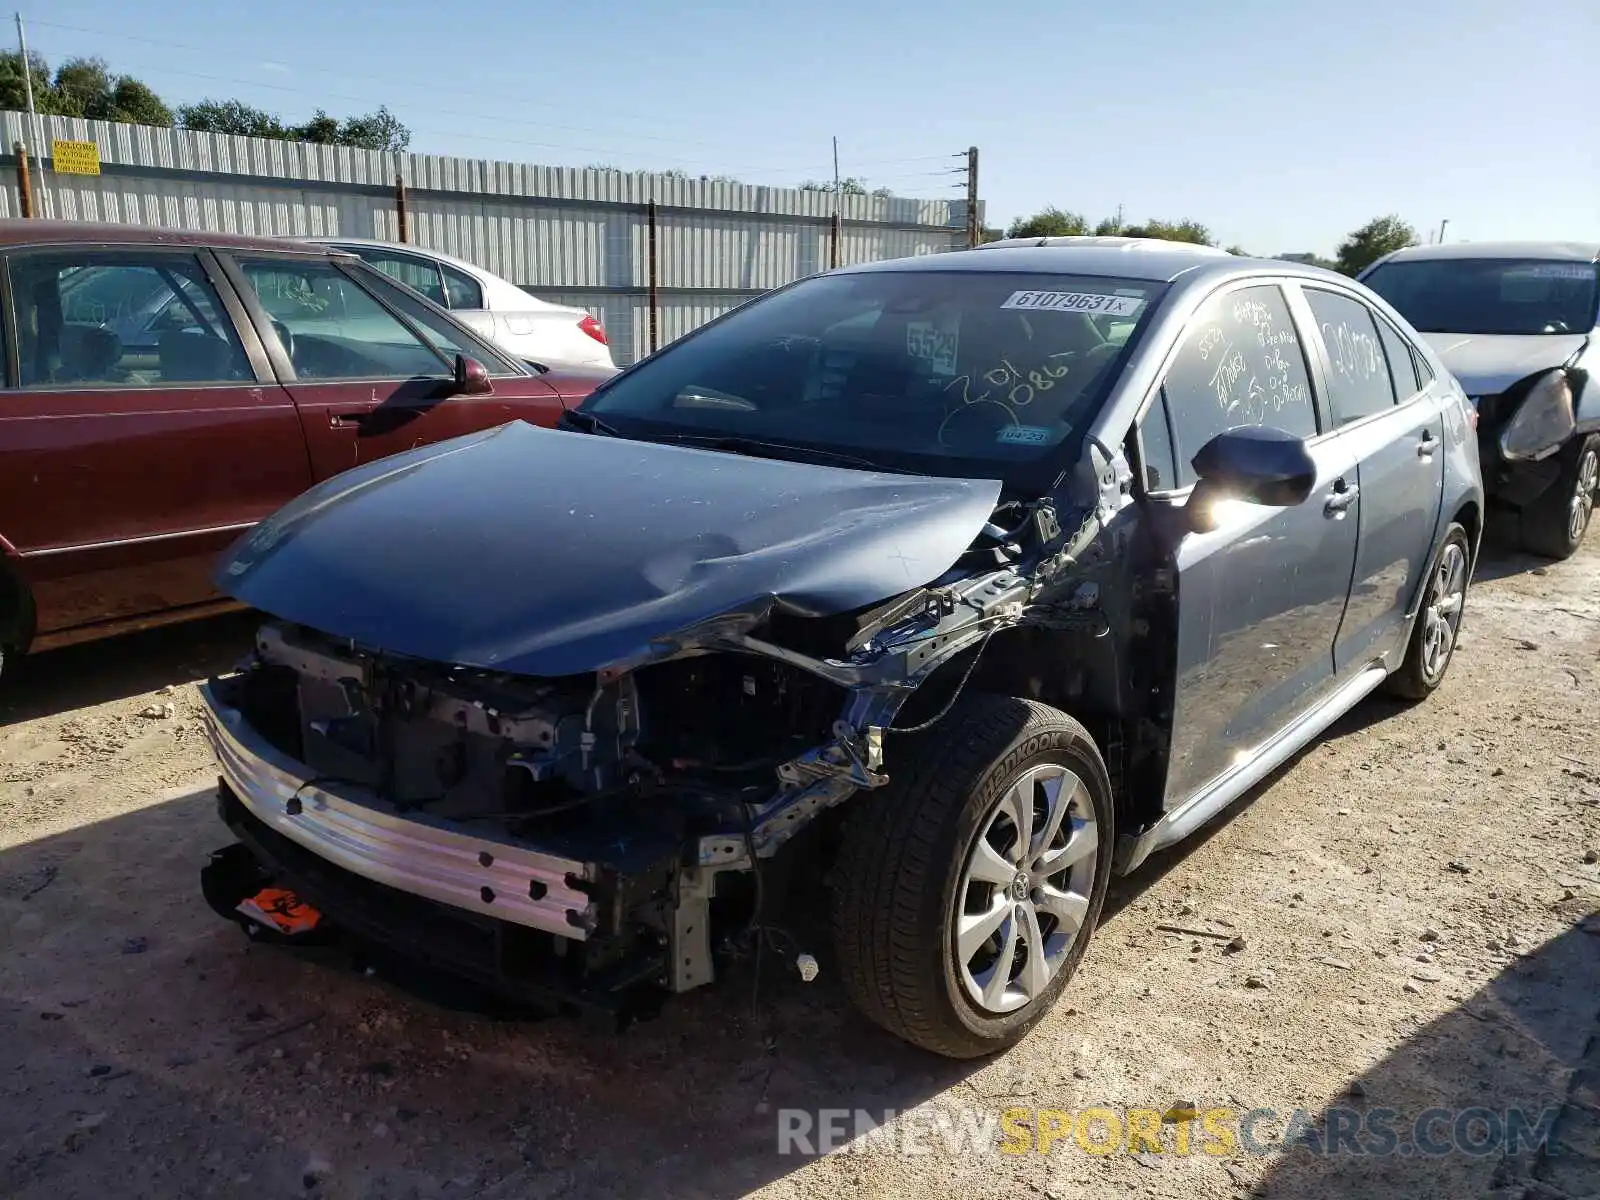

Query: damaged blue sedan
<box><xmin>199</xmin><ymin>244</ymin><xmax>1483</xmax><ymax>1058</ymax></box>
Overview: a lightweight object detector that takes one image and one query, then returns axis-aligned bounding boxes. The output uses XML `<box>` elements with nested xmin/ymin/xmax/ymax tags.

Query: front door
<box><xmin>0</xmin><ymin>247</ymin><xmax>312</xmax><ymax>639</ymax></box>
<box><xmin>1138</xmin><ymin>280</ymin><xmax>1361</xmax><ymax>807</ymax></box>
<box><xmin>1295</xmin><ymin>285</ymin><xmax>1447</xmax><ymax>675</ymax></box>
<box><xmin>222</xmin><ymin>254</ymin><xmax>525</xmax><ymax>480</ymax></box>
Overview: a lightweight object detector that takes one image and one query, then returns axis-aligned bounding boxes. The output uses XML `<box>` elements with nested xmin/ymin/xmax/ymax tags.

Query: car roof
<box><xmin>0</xmin><ymin>219</ymin><xmax>346</xmax><ymax>254</ymax></box>
<box><xmin>838</xmin><ymin>243</ymin><xmax>1332</xmax><ymax>286</ymax></box>
<box><xmin>306</xmin><ymin>236</ymin><xmax>489</xmax><ymax>276</ymax></box>
<box><xmin>1377</xmin><ymin>240</ymin><xmax>1600</xmax><ymax>264</ymax></box>
<box><xmin>974</xmin><ymin>234</ymin><xmax>1233</xmax><ymax>257</ymax></box>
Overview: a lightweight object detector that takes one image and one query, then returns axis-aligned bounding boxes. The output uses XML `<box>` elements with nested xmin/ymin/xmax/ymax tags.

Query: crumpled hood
<box><xmin>1419</xmin><ymin>331</ymin><xmax>1586</xmax><ymax>396</ymax></box>
<box><xmin>216</xmin><ymin>422</ymin><xmax>1003</xmax><ymax>677</ymax></box>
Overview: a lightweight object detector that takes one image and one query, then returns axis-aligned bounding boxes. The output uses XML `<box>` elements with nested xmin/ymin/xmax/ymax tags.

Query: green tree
<box><xmin>0</xmin><ymin>51</ymin><xmax>68</xmax><ymax>115</ymax></box>
<box><xmin>3</xmin><ymin>54</ymin><xmax>172</xmax><ymax>125</ymax></box>
<box><xmin>1226</xmin><ymin>245</ymin><xmax>1248</xmax><ymax>256</ymax></box>
<box><xmin>50</xmin><ymin>56</ymin><xmax>115</xmax><ymax>117</ymax></box>
<box><xmin>104</xmin><ymin>77</ymin><xmax>172</xmax><ymax>125</ymax></box>
<box><xmin>800</xmin><ymin>177</ymin><xmax>869</xmax><ymax>194</ymax></box>
<box><xmin>294</xmin><ymin>109</ymin><xmax>342</xmax><ymax>144</ymax></box>
<box><xmin>333</xmin><ymin>105</ymin><xmax>409</xmax><ymax>152</ymax></box>
<box><xmin>178</xmin><ymin>98</ymin><xmax>290</xmax><ymax>139</ymax></box>
<box><xmin>1005</xmin><ymin>206</ymin><xmax>1089</xmax><ymax>238</ymax></box>
<box><xmin>1093</xmin><ymin>216</ymin><xmax>1125</xmax><ymax>236</ymax></box>
<box><xmin>179</xmin><ymin>98</ymin><xmax>410</xmax><ymax>151</ymax></box>
<box><xmin>1121</xmin><ymin>218</ymin><xmax>1215</xmax><ymax>246</ymax></box>
<box><xmin>1334</xmin><ymin>215</ymin><xmax>1418</xmax><ymax>276</ymax></box>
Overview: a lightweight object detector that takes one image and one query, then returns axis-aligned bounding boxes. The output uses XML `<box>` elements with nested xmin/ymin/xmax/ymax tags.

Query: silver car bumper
<box><xmin>200</xmin><ymin>682</ymin><xmax>596</xmax><ymax>939</ymax></box>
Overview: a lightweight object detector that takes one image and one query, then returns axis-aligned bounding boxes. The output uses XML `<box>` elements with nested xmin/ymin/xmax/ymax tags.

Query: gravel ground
<box><xmin>2</xmin><ymin>532</ymin><xmax>1598</xmax><ymax>1200</ymax></box>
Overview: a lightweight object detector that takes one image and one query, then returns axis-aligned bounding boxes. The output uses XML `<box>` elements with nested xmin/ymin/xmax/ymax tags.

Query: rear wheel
<box><xmin>830</xmin><ymin>695</ymin><xmax>1112</xmax><ymax>1059</ymax></box>
<box><xmin>1519</xmin><ymin>434</ymin><xmax>1599</xmax><ymax>559</ymax></box>
<box><xmin>1387</xmin><ymin>522</ymin><xmax>1471</xmax><ymax>700</ymax></box>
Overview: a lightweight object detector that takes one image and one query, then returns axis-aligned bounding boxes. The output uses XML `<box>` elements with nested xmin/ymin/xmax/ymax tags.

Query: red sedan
<box><xmin>0</xmin><ymin>221</ymin><xmax>614</xmax><ymax>678</ymax></box>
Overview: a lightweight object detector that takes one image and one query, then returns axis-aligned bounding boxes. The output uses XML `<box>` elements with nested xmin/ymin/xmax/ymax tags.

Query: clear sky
<box><xmin>28</xmin><ymin>0</ymin><xmax>1600</xmax><ymax>256</ymax></box>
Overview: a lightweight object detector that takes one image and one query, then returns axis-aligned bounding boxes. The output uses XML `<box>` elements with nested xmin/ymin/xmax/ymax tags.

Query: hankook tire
<box><xmin>831</xmin><ymin>694</ymin><xmax>1113</xmax><ymax>1059</ymax></box>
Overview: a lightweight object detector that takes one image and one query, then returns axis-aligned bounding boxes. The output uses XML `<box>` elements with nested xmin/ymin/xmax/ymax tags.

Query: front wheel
<box><xmin>1520</xmin><ymin>434</ymin><xmax>1599</xmax><ymax>560</ymax></box>
<box><xmin>830</xmin><ymin>695</ymin><xmax>1113</xmax><ymax>1059</ymax></box>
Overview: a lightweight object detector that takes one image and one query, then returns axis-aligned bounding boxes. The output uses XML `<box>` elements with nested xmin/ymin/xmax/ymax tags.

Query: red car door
<box><xmin>0</xmin><ymin>246</ymin><xmax>313</xmax><ymax>645</ymax></box>
<box><xmin>220</xmin><ymin>253</ymin><xmax>568</xmax><ymax>479</ymax></box>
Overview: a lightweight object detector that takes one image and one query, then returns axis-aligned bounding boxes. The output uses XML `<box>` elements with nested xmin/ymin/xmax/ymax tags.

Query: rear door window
<box><xmin>1375</xmin><ymin>315</ymin><xmax>1421</xmax><ymax>400</ymax></box>
<box><xmin>13</xmin><ymin>252</ymin><xmax>253</xmax><ymax>388</ymax></box>
<box><xmin>1305</xmin><ymin>288</ymin><xmax>1398</xmax><ymax>423</ymax></box>
<box><xmin>442</xmin><ymin>264</ymin><xmax>484</xmax><ymax>310</ymax></box>
<box><xmin>347</xmin><ymin>249</ymin><xmax>447</xmax><ymax>306</ymax></box>
<box><xmin>1159</xmin><ymin>282</ymin><xmax>1318</xmax><ymax>486</ymax></box>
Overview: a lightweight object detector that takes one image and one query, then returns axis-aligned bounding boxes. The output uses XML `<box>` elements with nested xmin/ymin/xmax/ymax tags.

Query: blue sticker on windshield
<box><xmin>997</xmin><ymin>425</ymin><xmax>1052</xmax><ymax>445</ymax></box>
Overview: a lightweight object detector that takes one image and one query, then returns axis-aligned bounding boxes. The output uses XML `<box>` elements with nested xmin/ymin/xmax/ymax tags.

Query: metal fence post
<box><xmin>14</xmin><ymin>143</ymin><xmax>33</xmax><ymax>218</ymax></box>
<box><xmin>647</xmin><ymin>199</ymin><xmax>659</xmax><ymax>355</ymax></box>
<box><xmin>395</xmin><ymin>173</ymin><xmax>409</xmax><ymax>243</ymax></box>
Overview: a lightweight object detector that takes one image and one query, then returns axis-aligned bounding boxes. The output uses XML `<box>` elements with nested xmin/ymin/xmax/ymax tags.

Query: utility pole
<box><xmin>964</xmin><ymin>146</ymin><xmax>979</xmax><ymax>248</ymax></box>
<box><xmin>1437</xmin><ymin>218</ymin><xmax>1449</xmax><ymax>245</ymax></box>
<box><xmin>15</xmin><ymin>12</ymin><xmax>46</xmax><ymax>217</ymax></box>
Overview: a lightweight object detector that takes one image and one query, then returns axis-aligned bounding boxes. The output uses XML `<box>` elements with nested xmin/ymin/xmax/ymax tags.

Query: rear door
<box><xmin>0</xmin><ymin>245</ymin><xmax>311</xmax><ymax>638</ymax></box>
<box><xmin>220</xmin><ymin>253</ymin><xmax>559</xmax><ymax>479</ymax></box>
<box><xmin>1294</xmin><ymin>284</ymin><xmax>1446</xmax><ymax>676</ymax></box>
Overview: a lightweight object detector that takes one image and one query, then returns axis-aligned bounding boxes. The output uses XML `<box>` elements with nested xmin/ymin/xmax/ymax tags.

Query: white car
<box><xmin>309</xmin><ymin>238</ymin><xmax>615</xmax><ymax>369</ymax></box>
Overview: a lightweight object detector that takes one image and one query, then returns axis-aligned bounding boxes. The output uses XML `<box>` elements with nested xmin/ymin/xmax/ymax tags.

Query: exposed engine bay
<box><xmin>200</xmin><ymin>450</ymin><xmax>1136</xmax><ymax>1024</ymax></box>
<box><xmin>235</xmin><ymin>620</ymin><xmax>848</xmax><ymax>840</ymax></box>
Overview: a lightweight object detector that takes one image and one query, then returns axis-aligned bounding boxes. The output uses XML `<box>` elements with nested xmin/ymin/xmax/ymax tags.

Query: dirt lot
<box><xmin>3</xmin><ymin>533</ymin><xmax>1599</xmax><ymax>1200</ymax></box>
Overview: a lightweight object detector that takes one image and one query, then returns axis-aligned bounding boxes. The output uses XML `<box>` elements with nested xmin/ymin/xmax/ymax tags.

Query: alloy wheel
<box><xmin>1570</xmin><ymin>446</ymin><xmax>1599</xmax><ymax>546</ymax></box>
<box><xmin>1420</xmin><ymin>540</ymin><xmax>1467</xmax><ymax>684</ymax></box>
<box><xmin>954</xmin><ymin>763</ymin><xmax>1099</xmax><ymax>1014</ymax></box>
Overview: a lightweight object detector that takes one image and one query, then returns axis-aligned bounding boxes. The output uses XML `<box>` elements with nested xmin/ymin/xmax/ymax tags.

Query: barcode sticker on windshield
<box><xmin>906</xmin><ymin>321</ymin><xmax>958</xmax><ymax>375</ymax></box>
<box><xmin>996</xmin><ymin>425</ymin><xmax>1052</xmax><ymax>445</ymax></box>
<box><xmin>1520</xmin><ymin>263</ymin><xmax>1594</xmax><ymax>280</ymax></box>
<box><xmin>1002</xmin><ymin>290</ymin><xmax>1143</xmax><ymax>317</ymax></box>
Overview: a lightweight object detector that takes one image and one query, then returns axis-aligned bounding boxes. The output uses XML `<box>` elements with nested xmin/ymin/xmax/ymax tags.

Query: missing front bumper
<box><xmin>201</xmin><ymin>681</ymin><xmax>601</xmax><ymax>939</ymax></box>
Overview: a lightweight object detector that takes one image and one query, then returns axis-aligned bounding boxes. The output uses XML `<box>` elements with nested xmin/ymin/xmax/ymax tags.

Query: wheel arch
<box><xmin>1451</xmin><ymin>498</ymin><xmax>1482</xmax><ymax>571</ymax></box>
<box><xmin>0</xmin><ymin>544</ymin><xmax>36</xmax><ymax>659</ymax></box>
<box><xmin>888</xmin><ymin>621</ymin><xmax>1146</xmax><ymax>831</ymax></box>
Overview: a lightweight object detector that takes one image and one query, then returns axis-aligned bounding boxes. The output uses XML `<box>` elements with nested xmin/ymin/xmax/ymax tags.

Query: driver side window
<box><xmin>233</xmin><ymin>257</ymin><xmax>452</xmax><ymax>381</ymax></box>
<box><xmin>1160</xmin><ymin>283</ymin><xmax>1318</xmax><ymax>488</ymax></box>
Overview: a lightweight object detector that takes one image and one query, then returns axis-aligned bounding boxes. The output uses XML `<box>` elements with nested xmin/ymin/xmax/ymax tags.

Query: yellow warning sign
<box><xmin>51</xmin><ymin>139</ymin><xmax>101</xmax><ymax>176</ymax></box>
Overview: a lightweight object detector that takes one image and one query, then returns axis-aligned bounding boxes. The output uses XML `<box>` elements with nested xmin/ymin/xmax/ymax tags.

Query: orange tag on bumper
<box><xmin>236</xmin><ymin>888</ymin><xmax>322</xmax><ymax>935</ymax></box>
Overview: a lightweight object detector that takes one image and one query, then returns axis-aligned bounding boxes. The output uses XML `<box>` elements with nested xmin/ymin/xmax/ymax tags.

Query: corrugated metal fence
<box><xmin>2</xmin><ymin>112</ymin><xmax>975</xmax><ymax>364</ymax></box>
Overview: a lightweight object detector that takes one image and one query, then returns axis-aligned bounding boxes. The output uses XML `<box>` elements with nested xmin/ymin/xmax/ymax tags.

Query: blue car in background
<box><xmin>199</xmin><ymin>245</ymin><xmax>1484</xmax><ymax>1059</ymax></box>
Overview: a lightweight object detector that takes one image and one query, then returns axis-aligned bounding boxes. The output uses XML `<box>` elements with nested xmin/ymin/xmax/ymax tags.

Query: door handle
<box><xmin>1417</xmin><ymin>430</ymin><xmax>1438</xmax><ymax>459</ymax></box>
<box><xmin>331</xmin><ymin>411</ymin><xmax>377</xmax><ymax>429</ymax></box>
<box><xmin>1324</xmin><ymin>479</ymin><xmax>1359</xmax><ymax>517</ymax></box>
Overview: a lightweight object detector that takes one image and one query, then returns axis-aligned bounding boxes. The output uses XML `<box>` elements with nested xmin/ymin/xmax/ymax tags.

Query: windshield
<box><xmin>1363</xmin><ymin>258</ymin><xmax>1598</xmax><ymax>336</ymax></box>
<box><xmin>582</xmin><ymin>270</ymin><xmax>1166</xmax><ymax>480</ymax></box>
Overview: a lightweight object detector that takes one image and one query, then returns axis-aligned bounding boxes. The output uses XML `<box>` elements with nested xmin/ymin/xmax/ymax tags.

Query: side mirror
<box><xmin>1186</xmin><ymin>426</ymin><xmax>1316</xmax><ymax>533</ymax></box>
<box><xmin>452</xmin><ymin>354</ymin><xmax>494</xmax><ymax>396</ymax></box>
